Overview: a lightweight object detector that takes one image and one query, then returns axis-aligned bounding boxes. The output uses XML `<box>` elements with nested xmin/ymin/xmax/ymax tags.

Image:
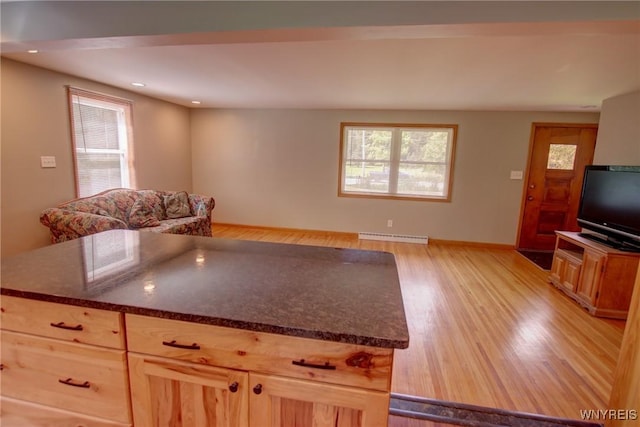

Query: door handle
<box><xmin>527</xmin><ymin>196</ymin><xmax>534</xmax><ymax>201</ymax></box>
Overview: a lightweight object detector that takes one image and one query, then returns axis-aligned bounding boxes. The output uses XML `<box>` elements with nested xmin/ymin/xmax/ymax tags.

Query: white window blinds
<box><xmin>68</xmin><ymin>87</ymin><xmax>135</xmax><ymax>197</ymax></box>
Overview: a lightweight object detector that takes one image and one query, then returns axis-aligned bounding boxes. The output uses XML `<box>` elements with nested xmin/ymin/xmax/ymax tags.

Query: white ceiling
<box><xmin>2</xmin><ymin>1</ymin><xmax>640</xmax><ymax>112</ymax></box>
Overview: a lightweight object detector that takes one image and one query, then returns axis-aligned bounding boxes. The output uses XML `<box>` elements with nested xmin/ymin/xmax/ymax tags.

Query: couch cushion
<box><xmin>128</xmin><ymin>198</ymin><xmax>161</xmax><ymax>228</ymax></box>
<box><xmin>164</xmin><ymin>191</ymin><xmax>192</xmax><ymax>219</ymax></box>
<box><xmin>141</xmin><ymin>216</ymin><xmax>212</xmax><ymax>237</ymax></box>
<box><xmin>136</xmin><ymin>190</ymin><xmax>167</xmax><ymax>220</ymax></box>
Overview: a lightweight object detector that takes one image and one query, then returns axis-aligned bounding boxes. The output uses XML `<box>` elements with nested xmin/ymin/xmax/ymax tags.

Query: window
<box><xmin>339</xmin><ymin>123</ymin><xmax>457</xmax><ymax>201</ymax></box>
<box><xmin>68</xmin><ymin>87</ymin><xmax>135</xmax><ymax>197</ymax></box>
<box><xmin>547</xmin><ymin>144</ymin><xmax>577</xmax><ymax>170</ymax></box>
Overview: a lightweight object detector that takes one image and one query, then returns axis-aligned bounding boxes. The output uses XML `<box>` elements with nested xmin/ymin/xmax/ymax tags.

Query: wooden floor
<box><xmin>212</xmin><ymin>224</ymin><xmax>627</xmax><ymax>426</ymax></box>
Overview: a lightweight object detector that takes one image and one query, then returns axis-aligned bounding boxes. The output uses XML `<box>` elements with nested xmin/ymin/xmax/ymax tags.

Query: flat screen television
<box><xmin>577</xmin><ymin>165</ymin><xmax>640</xmax><ymax>252</ymax></box>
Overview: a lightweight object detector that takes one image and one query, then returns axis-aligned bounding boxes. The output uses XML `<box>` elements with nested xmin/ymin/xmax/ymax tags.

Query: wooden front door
<box><xmin>518</xmin><ymin>124</ymin><xmax>597</xmax><ymax>251</ymax></box>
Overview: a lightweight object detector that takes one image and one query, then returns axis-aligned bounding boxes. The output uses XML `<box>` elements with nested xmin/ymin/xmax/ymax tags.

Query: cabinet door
<box><xmin>249</xmin><ymin>373</ymin><xmax>389</xmax><ymax>427</ymax></box>
<box><xmin>562</xmin><ymin>260</ymin><xmax>581</xmax><ymax>293</ymax></box>
<box><xmin>549</xmin><ymin>253</ymin><xmax>566</xmax><ymax>285</ymax></box>
<box><xmin>577</xmin><ymin>251</ymin><xmax>605</xmax><ymax>305</ymax></box>
<box><xmin>128</xmin><ymin>353</ymin><xmax>249</xmax><ymax>427</ymax></box>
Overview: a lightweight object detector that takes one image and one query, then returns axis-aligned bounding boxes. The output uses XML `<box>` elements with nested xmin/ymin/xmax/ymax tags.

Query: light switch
<box><xmin>41</xmin><ymin>156</ymin><xmax>56</xmax><ymax>168</ymax></box>
<box><xmin>510</xmin><ymin>170</ymin><xmax>523</xmax><ymax>180</ymax></box>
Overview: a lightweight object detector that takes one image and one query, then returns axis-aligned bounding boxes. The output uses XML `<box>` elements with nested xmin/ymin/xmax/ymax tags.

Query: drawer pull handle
<box><xmin>253</xmin><ymin>384</ymin><xmax>262</xmax><ymax>395</ymax></box>
<box><xmin>50</xmin><ymin>322</ymin><xmax>83</xmax><ymax>331</ymax></box>
<box><xmin>59</xmin><ymin>378</ymin><xmax>90</xmax><ymax>388</ymax></box>
<box><xmin>292</xmin><ymin>359</ymin><xmax>337</xmax><ymax>370</ymax></box>
<box><xmin>229</xmin><ymin>382</ymin><xmax>239</xmax><ymax>393</ymax></box>
<box><xmin>162</xmin><ymin>340</ymin><xmax>201</xmax><ymax>350</ymax></box>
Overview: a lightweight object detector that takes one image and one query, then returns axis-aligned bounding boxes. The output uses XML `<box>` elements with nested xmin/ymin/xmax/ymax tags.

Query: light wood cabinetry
<box><xmin>0</xmin><ymin>296</ymin><xmax>131</xmax><ymax>426</ymax></box>
<box><xmin>1</xmin><ymin>397</ymin><xmax>130</xmax><ymax>427</ymax></box>
<box><xmin>549</xmin><ymin>248</ymin><xmax>582</xmax><ymax>293</ymax></box>
<box><xmin>1</xmin><ymin>230</ymin><xmax>407</xmax><ymax>426</ymax></box>
<box><xmin>249</xmin><ymin>373</ymin><xmax>389</xmax><ymax>427</ymax></box>
<box><xmin>128</xmin><ymin>353</ymin><xmax>249</xmax><ymax>426</ymax></box>
<box><xmin>0</xmin><ymin>296</ymin><xmax>126</xmax><ymax>348</ymax></box>
<box><xmin>1</xmin><ymin>299</ymin><xmax>395</xmax><ymax>427</ymax></box>
<box><xmin>549</xmin><ymin>231</ymin><xmax>640</xmax><ymax>319</ymax></box>
<box><xmin>576</xmin><ymin>250</ymin><xmax>605</xmax><ymax>305</ymax></box>
<box><xmin>126</xmin><ymin>314</ymin><xmax>393</xmax><ymax>427</ymax></box>
<box><xmin>125</xmin><ymin>314</ymin><xmax>393</xmax><ymax>391</ymax></box>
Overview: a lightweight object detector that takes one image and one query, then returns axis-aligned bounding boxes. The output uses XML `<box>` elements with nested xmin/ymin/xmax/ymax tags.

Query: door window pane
<box><xmin>547</xmin><ymin>144</ymin><xmax>577</xmax><ymax>170</ymax></box>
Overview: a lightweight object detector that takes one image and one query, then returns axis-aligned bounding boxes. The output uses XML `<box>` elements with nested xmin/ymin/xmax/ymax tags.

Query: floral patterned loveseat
<box><xmin>40</xmin><ymin>188</ymin><xmax>215</xmax><ymax>243</ymax></box>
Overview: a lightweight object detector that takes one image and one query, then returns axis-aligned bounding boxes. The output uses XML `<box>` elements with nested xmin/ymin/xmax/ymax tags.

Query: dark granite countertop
<box><xmin>1</xmin><ymin>230</ymin><xmax>409</xmax><ymax>349</ymax></box>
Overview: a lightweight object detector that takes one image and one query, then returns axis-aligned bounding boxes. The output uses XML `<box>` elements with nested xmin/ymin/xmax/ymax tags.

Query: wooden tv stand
<box><xmin>549</xmin><ymin>231</ymin><xmax>640</xmax><ymax>319</ymax></box>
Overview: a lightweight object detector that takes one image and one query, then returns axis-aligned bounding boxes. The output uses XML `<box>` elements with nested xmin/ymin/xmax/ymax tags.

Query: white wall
<box><xmin>1</xmin><ymin>60</ymin><xmax>193</xmax><ymax>256</ymax></box>
<box><xmin>593</xmin><ymin>90</ymin><xmax>640</xmax><ymax>165</ymax></box>
<box><xmin>6</xmin><ymin>62</ymin><xmax>634</xmax><ymax>252</ymax></box>
<box><xmin>191</xmin><ymin>109</ymin><xmax>598</xmax><ymax>245</ymax></box>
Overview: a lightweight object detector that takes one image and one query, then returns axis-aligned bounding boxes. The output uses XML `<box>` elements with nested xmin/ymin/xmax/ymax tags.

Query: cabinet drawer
<box><xmin>126</xmin><ymin>314</ymin><xmax>393</xmax><ymax>391</ymax></box>
<box><xmin>1</xmin><ymin>296</ymin><xmax>125</xmax><ymax>349</ymax></box>
<box><xmin>1</xmin><ymin>331</ymin><xmax>131</xmax><ymax>424</ymax></box>
<box><xmin>1</xmin><ymin>396</ymin><xmax>131</xmax><ymax>427</ymax></box>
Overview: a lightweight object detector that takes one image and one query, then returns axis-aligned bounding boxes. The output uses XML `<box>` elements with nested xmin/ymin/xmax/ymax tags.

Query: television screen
<box><xmin>577</xmin><ymin>165</ymin><xmax>640</xmax><ymax>250</ymax></box>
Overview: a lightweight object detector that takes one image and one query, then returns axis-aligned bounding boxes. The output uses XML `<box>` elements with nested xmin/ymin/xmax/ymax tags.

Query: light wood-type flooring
<box><xmin>212</xmin><ymin>224</ymin><xmax>627</xmax><ymax>426</ymax></box>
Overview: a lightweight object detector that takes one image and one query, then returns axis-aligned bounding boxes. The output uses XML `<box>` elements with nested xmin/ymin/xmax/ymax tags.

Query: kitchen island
<box><xmin>1</xmin><ymin>229</ymin><xmax>409</xmax><ymax>426</ymax></box>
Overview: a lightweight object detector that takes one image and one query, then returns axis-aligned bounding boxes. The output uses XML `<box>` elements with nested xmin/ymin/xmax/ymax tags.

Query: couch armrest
<box><xmin>188</xmin><ymin>194</ymin><xmax>215</xmax><ymax>221</ymax></box>
<box><xmin>40</xmin><ymin>208</ymin><xmax>128</xmax><ymax>243</ymax></box>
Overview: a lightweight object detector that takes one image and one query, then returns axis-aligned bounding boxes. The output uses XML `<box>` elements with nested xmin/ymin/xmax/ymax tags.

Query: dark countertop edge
<box><xmin>1</xmin><ymin>289</ymin><xmax>410</xmax><ymax>350</ymax></box>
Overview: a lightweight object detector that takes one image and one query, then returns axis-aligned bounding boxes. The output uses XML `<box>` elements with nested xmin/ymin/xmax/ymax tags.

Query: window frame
<box><xmin>67</xmin><ymin>86</ymin><xmax>136</xmax><ymax>197</ymax></box>
<box><xmin>338</xmin><ymin>122</ymin><xmax>458</xmax><ymax>202</ymax></box>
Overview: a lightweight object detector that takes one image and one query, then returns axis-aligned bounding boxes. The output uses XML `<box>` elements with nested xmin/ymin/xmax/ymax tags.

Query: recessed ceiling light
<box><xmin>191</xmin><ymin>101</ymin><xmax>201</xmax><ymax>105</ymax></box>
<box><xmin>131</xmin><ymin>82</ymin><xmax>146</xmax><ymax>87</ymax></box>
<box><xmin>27</xmin><ymin>49</ymin><xmax>39</xmax><ymax>54</ymax></box>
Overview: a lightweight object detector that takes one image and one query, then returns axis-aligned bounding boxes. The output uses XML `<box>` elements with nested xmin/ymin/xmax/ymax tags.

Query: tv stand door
<box><xmin>576</xmin><ymin>250</ymin><xmax>604</xmax><ymax>306</ymax></box>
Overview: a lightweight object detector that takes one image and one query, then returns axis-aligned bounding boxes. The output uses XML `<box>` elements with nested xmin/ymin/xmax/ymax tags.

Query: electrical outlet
<box><xmin>387</xmin><ymin>219</ymin><xmax>393</xmax><ymax>227</ymax></box>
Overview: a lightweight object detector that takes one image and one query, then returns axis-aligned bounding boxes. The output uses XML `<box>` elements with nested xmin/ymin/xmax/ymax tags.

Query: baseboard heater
<box><xmin>358</xmin><ymin>232</ymin><xmax>428</xmax><ymax>244</ymax></box>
